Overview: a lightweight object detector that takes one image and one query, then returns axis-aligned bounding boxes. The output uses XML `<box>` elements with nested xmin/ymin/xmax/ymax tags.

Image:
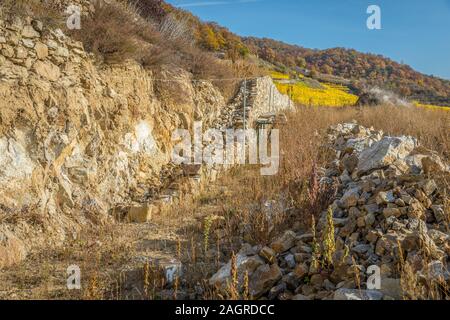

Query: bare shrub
<box><xmin>69</xmin><ymin>0</ymin><xmax>158</xmax><ymax>63</ymax></box>
<box><xmin>139</xmin><ymin>44</ymin><xmax>171</xmax><ymax>68</ymax></box>
<box><xmin>69</xmin><ymin>1</ymin><xmax>137</xmax><ymax>62</ymax></box>
<box><xmin>0</xmin><ymin>0</ymin><xmax>62</xmax><ymax>26</ymax></box>
<box><xmin>128</xmin><ymin>0</ymin><xmax>167</xmax><ymax>23</ymax></box>
<box><xmin>182</xmin><ymin>50</ymin><xmax>238</xmax><ymax>101</ymax></box>
<box><xmin>159</xmin><ymin>14</ymin><xmax>193</xmax><ymax>46</ymax></box>
<box><xmin>232</xmin><ymin>59</ymin><xmax>262</xmax><ymax>79</ymax></box>
<box><xmin>65</xmin><ymin>0</ymin><xmax>241</xmax><ymax>102</ymax></box>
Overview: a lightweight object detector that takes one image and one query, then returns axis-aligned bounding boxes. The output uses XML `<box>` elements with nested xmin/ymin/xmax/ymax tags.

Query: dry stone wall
<box><xmin>249</xmin><ymin>76</ymin><xmax>293</xmax><ymax>122</ymax></box>
<box><xmin>213</xmin><ymin>76</ymin><xmax>293</xmax><ymax>130</ymax></box>
<box><xmin>0</xmin><ymin>15</ymin><xmax>291</xmax><ymax>268</ymax></box>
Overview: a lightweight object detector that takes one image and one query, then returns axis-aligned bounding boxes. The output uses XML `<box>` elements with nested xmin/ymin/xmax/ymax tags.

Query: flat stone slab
<box><xmin>334</xmin><ymin>288</ymin><xmax>384</xmax><ymax>300</ymax></box>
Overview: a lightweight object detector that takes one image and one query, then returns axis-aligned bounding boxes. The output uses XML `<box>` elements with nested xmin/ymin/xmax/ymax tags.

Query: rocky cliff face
<box><xmin>0</xmin><ymin>16</ymin><xmax>227</xmax><ymax>268</ymax></box>
<box><xmin>0</xmin><ymin>16</ymin><xmax>292</xmax><ymax>268</ymax></box>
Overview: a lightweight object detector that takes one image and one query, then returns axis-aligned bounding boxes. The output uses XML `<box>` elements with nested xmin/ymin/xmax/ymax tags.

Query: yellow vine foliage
<box><xmin>413</xmin><ymin>101</ymin><xmax>450</xmax><ymax>111</ymax></box>
<box><xmin>269</xmin><ymin>71</ymin><xmax>290</xmax><ymax>80</ymax></box>
<box><xmin>271</xmin><ymin>72</ymin><xmax>358</xmax><ymax>107</ymax></box>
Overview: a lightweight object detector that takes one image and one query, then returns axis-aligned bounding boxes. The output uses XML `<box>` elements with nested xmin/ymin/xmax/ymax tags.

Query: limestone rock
<box><xmin>333</xmin><ymin>288</ymin><xmax>383</xmax><ymax>300</ymax></box>
<box><xmin>357</xmin><ymin>136</ymin><xmax>418</xmax><ymax>174</ymax></box>
<box><xmin>427</xmin><ymin>229</ymin><xmax>449</xmax><ymax>245</ymax></box>
<box><xmin>249</xmin><ymin>263</ymin><xmax>282</xmax><ymax>298</ymax></box>
<box><xmin>21</xmin><ymin>39</ymin><xmax>35</xmax><ymax>48</ymax></box>
<box><xmin>15</xmin><ymin>46</ymin><xmax>27</xmax><ymax>59</ymax></box>
<box><xmin>364</xmin><ymin>203</ymin><xmax>380</xmax><ymax>215</ymax></box>
<box><xmin>342</xmin><ymin>153</ymin><xmax>359</xmax><ymax>173</ymax></box>
<box><xmin>1</xmin><ymin>45</ymin><xmax>14</xmax><ymax>58</ymax></box>
<box><xmin>126</xmin><ymin>204</ymin><xmax>155</xmax><ymax>223</ymax></box>
<box><xmin>420</xmin><ymin>179</ymin><xmax>437</xmax><ymax>196</ymax></box>
<box><xmin>270</xmin><ymin>230</ymin><xmax>296</xmax><ymax>253</ymax></box>
<box><xmin>423</xmin><ymin>260</ymin><xmax>450</xmax><ymax>282</ymax></box>
<box><xmin>383</xmin><ymin>208</ymin><xmax>401</xmax><ymax>219</ymax></box>
<box><xmin>293</xmin><ymin>263</ymin><xmax>309</xmax><ymax>279</ymax></box>
<box><xmin>209</xmin><ymin>255</ymin><xmax>264</xmax><ymax>289</ymax></box>
<box><xmin>376</xmin><ymin>191</ymin><xmax>396</xmax><ymax>204</ymax></box>
<box><xmin>33</xmin><ymin>60</ymin><xmax>60</xmax><ymax>81</ymax></box>
<box><xmin>31</xmin><ymin>20</ymin><xmax>43</xmax><ymax>32</ymax></box>
<box><xmin>34</xmin><ymin>42</ymin><xmax>48</xmax><ymax>59</ymax></box>
<box><xmin>22</xmin><ymin>25</ymin><xmax>40</xmax><ymax>38</ymax></box>
<box><xmin>340</xmin><ymin>187</ymin><xmax>360</xmax><ymax>208</ymax></box>
<box><xmin>431</xmin><ymin>205</ymin><xmax>446</xmax><ymax>223</ymax></box>
<box><xmin>259</xmin><ymin>246</ymin><xmax>276</xmax><ymax>263</ymax></box>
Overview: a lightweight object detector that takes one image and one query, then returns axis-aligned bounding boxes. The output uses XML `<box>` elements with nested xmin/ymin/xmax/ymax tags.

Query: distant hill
<box><xmin>132</xmin><ymin>1</ymin><xmax>450</xmax><ymax>106</ymax></box>
<box><xmin>243</xmin><ymin>38</ymin><xmax>450</xmax><ymax>106</ymax></box>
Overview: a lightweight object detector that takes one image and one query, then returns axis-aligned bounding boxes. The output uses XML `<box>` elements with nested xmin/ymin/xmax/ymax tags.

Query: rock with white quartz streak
<box><xmin>357</xmin><ymin>136</ymin><xmax>418</xmax><ymax>174</ymax></box>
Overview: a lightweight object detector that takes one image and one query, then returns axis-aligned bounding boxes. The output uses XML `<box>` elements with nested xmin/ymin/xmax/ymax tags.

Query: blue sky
<box><xmin>167</xmin><ymin>0</ymin><xmax>450</xmax><ymax>80</ymax></box>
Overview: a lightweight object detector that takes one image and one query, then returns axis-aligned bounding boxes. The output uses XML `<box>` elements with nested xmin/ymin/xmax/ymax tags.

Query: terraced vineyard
<box><xmin>270</xmin><ymin>72</ymin><xmax>358</xmax><ymax>107</ymax></box>
<box><xmin>270</xmin><ymin>72</ymin><xmax>450</xmax><ymax>110</ymax></box>
<box><xmin>269</xmin><ymin>71</ymin><xmax>291</xmax><ymax>80</ymax></box>
<box><xmin>413</xmin><ymin>101</ymin><xmax>450</xmax><ymax>111</ymax></box>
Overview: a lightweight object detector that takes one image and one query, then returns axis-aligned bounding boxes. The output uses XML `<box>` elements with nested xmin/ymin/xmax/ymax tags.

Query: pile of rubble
<box><xmin>209</xmin><ymin>122</ymin><xmax>449</xmax><ymax>300</ymax></box>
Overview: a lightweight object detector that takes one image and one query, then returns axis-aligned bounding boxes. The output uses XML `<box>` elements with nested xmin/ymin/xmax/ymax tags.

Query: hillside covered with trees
<box><xmin>243</xmin><ymin>37</ymin><xmax>450</xmax><ymax>106</ymax></box>
<box><xmin>135</xmin><ymin>0</ymin><xmax>449</xmax><ymax>106</ymax></box>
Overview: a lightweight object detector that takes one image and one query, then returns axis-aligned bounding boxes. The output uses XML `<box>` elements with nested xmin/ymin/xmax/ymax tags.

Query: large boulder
<box><xmin>357</xmin><ymin>136</ymin><xmax>418</xmax><ymax>174</ymax></box>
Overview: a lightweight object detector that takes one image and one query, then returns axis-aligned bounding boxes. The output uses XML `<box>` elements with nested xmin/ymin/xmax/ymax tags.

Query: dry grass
<box><xmin>154</xmin><ymin>104</ymin><xmax>449</xmax><ymax>299</ymax></box>
<box><xmin>69</xmin><ymin>1</ymin><xmax>160</xmax><ymax>64</ymax></box>
<box><xmin>0</xmin><ymin>0</ymin><xmax>62</xmax><ymax>26</ymax></box>
<box><xmin>0</xmin><ymin>223</ymin><xmax>134</xmax><ymax>300</ymax></box>
<box><xmin>1</xmin><ymin>0</ymin><xmax>448</xmax><ymax>302</ymax></box>
<box><xmin>1</xmin><ymin>105</ymin><xmax>448</xmax><ymax>300</ymax></box>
